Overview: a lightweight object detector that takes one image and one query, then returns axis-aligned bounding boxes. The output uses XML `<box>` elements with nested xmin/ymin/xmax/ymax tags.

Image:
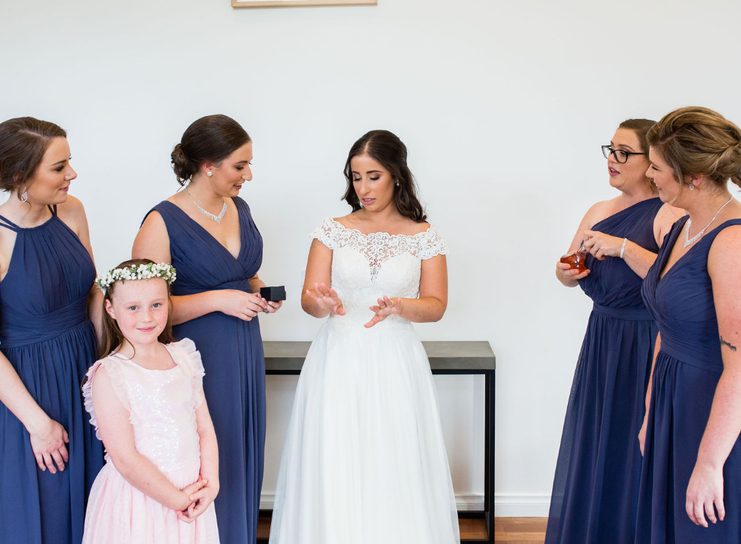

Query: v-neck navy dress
<box><xmin>637</xmin><ymin>216</ymin><xmax>741</xmax><ymax>544</ymax></box>
<box><xmin>146</xmin><ymin>197</ymin><xmax>266</xmax><ymax>544</ymax></box>
<box><xmin>546</xmin><ymin>198</ymin><xmax>664</xmax><ymax>544</ymax></box>
<box><xmin>0</xmin><ymin>207</ymin><xmax>103</xmax><ymax>544</ymax></box>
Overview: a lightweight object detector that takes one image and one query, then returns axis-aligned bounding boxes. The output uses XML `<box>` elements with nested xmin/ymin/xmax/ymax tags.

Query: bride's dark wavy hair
<box><xmin>342</xmin><ymin>130</ymin><xmax>427</xmax><ymax>222</ymax></box>
<box><xmin>99</xmin><ymin>259</ymin><xmax>175</xmax><ymax>359</ymax></box>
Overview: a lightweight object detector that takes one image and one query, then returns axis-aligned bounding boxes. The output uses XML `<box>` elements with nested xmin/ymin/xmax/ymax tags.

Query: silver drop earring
<box><xmin>21</xmin><ymin>187</ymin><xmax>28</xmax><ymax>203</ymax></box>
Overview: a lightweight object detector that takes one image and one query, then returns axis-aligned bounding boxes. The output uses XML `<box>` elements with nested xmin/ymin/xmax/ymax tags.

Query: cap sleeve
<box><xmin>309</xmin><ymin>217</ymin><xmax>342</xmax><ymax>250</ymax></box>
<box><xmin>418</xmin><ymin>225</ymin><xmax>449</xmax><ymax>260</ymax></box>
<box><xmin>168</xmin><ymin>338</ymin><xmax>205</xmax><ymax>409</ymax></box>
<box><xmin>82</xmin><ymin>357</ymin><xmax>130</xmax><ymax>441</ymax></box>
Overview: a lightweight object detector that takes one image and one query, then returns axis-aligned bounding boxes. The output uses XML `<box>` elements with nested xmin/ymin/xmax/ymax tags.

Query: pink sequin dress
<box><xmin>81</xmin><ymin>338</ymin><xmax>219</xmax><ymax>544</ymax></box>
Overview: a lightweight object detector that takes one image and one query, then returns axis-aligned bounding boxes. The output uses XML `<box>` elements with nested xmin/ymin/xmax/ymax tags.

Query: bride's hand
<box><xmin>306</xmin><ymin>283</ymin><xmax>345</xmax><ymax>316</ymax></box>
<box><xmin>365</xmin><ymin>296</ymin><xmax>402</xmax><ymax>328</ymax></box>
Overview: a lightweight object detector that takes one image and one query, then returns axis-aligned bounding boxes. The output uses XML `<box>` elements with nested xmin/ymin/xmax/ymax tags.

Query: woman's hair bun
<box><xmin>170</xmin><ymin>115</ymin><xmax>251</xmax><ymax>186</ymax></box>
<box><xmin>171</xmin><ymin>143</ymin><xmax>197</xmax><ymax>185</ymax></box>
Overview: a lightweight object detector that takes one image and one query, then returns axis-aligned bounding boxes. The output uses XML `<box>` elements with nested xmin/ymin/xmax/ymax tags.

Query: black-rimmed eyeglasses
<box><xmin>601</xmin><ymin>145</ymin><xmax>645</xmax><ymax>164</ymax></box>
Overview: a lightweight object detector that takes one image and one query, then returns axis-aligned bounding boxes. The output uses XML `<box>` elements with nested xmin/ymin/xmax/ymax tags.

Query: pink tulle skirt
<box><xmin>82</xmin><ymin>460</ymin><xmax>219</xmax><ymax>544</ymax></box>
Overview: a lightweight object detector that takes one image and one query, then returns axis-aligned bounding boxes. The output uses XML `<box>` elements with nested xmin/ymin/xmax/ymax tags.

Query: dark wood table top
<box><xmin>263</xmin><ymin>341</ymin><xmax>495</xmax><ymax>372</ymax></box>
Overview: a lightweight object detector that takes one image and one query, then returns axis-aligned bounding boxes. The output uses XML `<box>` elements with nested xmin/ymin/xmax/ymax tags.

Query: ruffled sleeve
<box><xmin>309</xmin><ymin>217</ymin><xmax>342</xmax><ymax>250</ymax></box>
<box><xmin>168</xmin><ymin>338</ymin><xmax>206</xmax><ymax>409</ymax></box>
<box><xmin>81</xmin><ymin>357</ymin><xmax>130</xmax><ymax>441</ymax></box>
<box><xmin>418</xmin><ymin>225</ymin><xmax>449</xmax><ymax>260</ymax></box>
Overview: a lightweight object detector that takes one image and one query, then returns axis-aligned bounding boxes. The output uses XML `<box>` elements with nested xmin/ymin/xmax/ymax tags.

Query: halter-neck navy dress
<box><xmin>546</xmin><ymin>197</ymin><xmax>664</xmax><ymax>544</ymax></box>
<box><xmin>145</xmin><ymin>197</ymin><xmax>266</xmax><ymax>544</ymax></box>
<box><xmin>637</xmin><ymin>216</ymin><xmax>741</xmax><ymax>544</ymax></box>
<box><xmin>0</xmin><ymin>207</ymin><xmax>103</xmax><ymax>544</ymax></box>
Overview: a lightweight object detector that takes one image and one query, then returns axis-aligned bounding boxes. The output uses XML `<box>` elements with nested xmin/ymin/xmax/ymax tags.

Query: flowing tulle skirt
<box><xmin>82</xmin><ymin>459</ymin><xmax>219</xmax><ymax>544</ymax></box>
<box><xmin>270</xmin><ymin>323</ymin><xmax>460</xmax><ymax>544</ymax></box>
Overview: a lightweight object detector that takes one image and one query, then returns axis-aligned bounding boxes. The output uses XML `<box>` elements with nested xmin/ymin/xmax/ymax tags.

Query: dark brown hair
<box><xmin>0</xmin><ymin>117</ymin><xmax>66</xmax><ymax>200</ymax></box>
<box><xmin>99</xmin><ymin>259</ymin><xmax>175</xmax><ymax>359</ymax></box>
<box><xmin>648</xmin><ymin>106</ymin><xmax>741</xmax><ymax>191</ymax></box>
<box><xmin>617</xmin><ymin>118</ymin><xmax>656</xmax><ymax>193</ymax></box>
<box><xmin>343</xmin><ymin>130</ymin><xmax>427</xmax><ymax>222</ymax></box>
<box><xmin>171</xmin><ymin>114</ymin><xmax>251</xmax><ymax>185</ymax></box>
<box><xmin>618</xmin><ymin>119</ymin><xmax>655</xmax><ymax>156</ymax></box>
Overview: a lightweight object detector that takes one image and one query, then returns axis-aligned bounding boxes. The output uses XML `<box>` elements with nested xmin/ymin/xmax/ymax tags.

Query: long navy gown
<box><xmin>545</xmin><ymin>198</ymin><xmax>664</xmax><ymax>544</ymax></box>
<box><xmin>637</xmin><ymin>217</ymin><xmax>741</xmax><ymax>544</ymax></box>
<box><xmin>0</xmin><ymin>207</ymin><xmax>103</xmax><ymax>544</ymax></box>
<box><xmin>146</xmin><ymin>197</ymin><xmax>266</xmax><ymax>544</ymax></box>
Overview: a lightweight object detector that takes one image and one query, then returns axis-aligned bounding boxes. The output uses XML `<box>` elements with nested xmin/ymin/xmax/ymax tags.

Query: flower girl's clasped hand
<box><xmin>306</xmin><ymin>283</ymin><xmax>346</xmax><ymax>316</ymax></box>
<box><xmin>177</xmin><ymin>477</ymin><xmax>220</xmax><ymax>523</ymax></box>
<box><xmin>365</xmin><ymin>296</ymin><xmax>402</xmax><ymax>328</ymax></box>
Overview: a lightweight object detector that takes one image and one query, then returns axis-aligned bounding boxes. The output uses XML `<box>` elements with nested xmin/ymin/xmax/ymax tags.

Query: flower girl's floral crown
<box><xmin>95</xmin><ymin>262</ymin><xmax>177</xmax><ymax>293</ymax></box>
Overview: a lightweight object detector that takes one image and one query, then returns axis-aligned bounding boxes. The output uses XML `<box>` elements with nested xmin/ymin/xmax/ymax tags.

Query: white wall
<box><xmin>2</xmin><ymin>0</ymin><xmax>741</xmax><ymax>517</ymax></box>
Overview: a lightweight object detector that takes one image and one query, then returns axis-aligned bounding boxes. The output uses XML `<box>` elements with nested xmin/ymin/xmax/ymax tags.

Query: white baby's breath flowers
<box><xmin>95</xmin><ymin>262</ymin><xmax>176</xmax><ymax>293</ymax></box>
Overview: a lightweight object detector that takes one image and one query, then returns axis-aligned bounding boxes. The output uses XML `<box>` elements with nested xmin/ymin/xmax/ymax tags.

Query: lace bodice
<box><xmin>310</xmin><ymin>217</ymin><xmax>448</xmax><ymax>332</ymax></box>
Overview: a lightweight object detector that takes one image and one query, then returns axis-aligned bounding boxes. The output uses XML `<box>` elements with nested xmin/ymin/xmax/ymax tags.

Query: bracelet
<box><xmin>620</xmin><ymin>238</ymin><xmax>627</xmax><ymax>259</ymax></box>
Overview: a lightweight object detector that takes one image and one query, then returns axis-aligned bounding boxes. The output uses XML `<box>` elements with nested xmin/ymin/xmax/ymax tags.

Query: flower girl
<box><xmin>81</xmin><ymin>259</ymin><xmax>220</xmax><ymax>543</ymax></box>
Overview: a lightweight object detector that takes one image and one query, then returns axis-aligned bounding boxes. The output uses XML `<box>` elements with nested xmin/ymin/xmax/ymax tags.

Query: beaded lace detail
<box><xmin>310</xmin><ymin>218</ymin><xmax>448</xmax><ymax>282</ymax></box>
<box><xmin>310</xmin><ymin>217</ymin><xmax>448</xmax><ymax>332</ymax></box>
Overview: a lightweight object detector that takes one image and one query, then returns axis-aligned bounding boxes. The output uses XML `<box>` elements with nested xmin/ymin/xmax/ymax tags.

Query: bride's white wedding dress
<box><xmin>269</xmin><ymin>217</ymin><xmax>460</xmax><ymax>544</ymax></box>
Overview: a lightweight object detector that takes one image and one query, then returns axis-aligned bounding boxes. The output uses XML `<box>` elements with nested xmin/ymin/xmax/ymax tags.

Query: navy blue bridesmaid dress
<box><xmin>146</xmin><ymin>197</ymin><xmax>266</xmax><ymax>544</ymax></box>
<box><xmin>637</xmin><ymin>217</ymin><xmax>741</xmax><ymax>544</ymax></box>
<box><xmin>545</xmin><ymin>198</ymin><xmax>664</xmax><ymax>544</ymax></box>
<box><xmin>0</xmin><ymin>207</ymin><xmax>104</xmax><ymax>544</ymax></box>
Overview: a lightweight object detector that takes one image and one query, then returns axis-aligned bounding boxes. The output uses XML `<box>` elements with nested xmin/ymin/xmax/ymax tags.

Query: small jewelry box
<box><xmin>260</xmin><ymin>286</ymin><xmax>286</xmax><ymax>302</ymax></box>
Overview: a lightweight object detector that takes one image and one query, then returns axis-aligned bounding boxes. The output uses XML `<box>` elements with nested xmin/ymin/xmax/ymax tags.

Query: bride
<box><xmin>269</xmin><ymin>130</ymin><xmax>460</xmax><ymax>544</ymax></box>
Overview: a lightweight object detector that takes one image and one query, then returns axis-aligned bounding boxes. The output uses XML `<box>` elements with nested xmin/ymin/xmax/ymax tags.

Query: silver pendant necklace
<box><xmin>186</xmin><ymin>187</ymin><xmax>227</xmax><ymax>223</ymax></box>
<box><xmin>684</xmin><ymin>196</ymin><xmax>734</xmax><ymax>248</ymax></box>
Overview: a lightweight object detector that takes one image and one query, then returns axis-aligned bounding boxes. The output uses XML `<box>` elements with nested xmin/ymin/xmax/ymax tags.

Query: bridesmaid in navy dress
<box><xmin>133</xmin><ymin>114</ymin><xmax>282</xmax><ymax>544</ymax></box>
<box><xmin>0</xmin><ymin>117</ymin><xmax>103</xmax><ymax>544</ymax></box>
<box><xmin>637</xmin><ymin>106</ymin><xmax>741</xmax><ymax>543</ymax></box>
<box><xmin>546</xmin><ymin>119</ymin><xmax>680</xmax><ymax>544</ymax></box>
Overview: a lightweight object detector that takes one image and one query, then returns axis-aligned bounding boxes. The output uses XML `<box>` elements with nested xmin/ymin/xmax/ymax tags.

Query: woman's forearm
<box><xmin>0</xmin><ymin>353</ymin><xmax>49</xmax><ymax>433</ymax></box>
<box><xmin>397</xmin><ymin>296</ymin><xmax>446</xmax><ymax>323</ymax></box>
<box><xmin>622</xmin><ymin>241</ymin><xmax>659</xmax><ymax>280</ymax></box>
<box><xmin>695</xmin><ymin>366</ymin><xmax>741</xmax><ymax>471</ymax></box>
<box><xmin>170</xmin><ymin>293</ymin><xmax>224</xmax><ymax>325</ymax></box>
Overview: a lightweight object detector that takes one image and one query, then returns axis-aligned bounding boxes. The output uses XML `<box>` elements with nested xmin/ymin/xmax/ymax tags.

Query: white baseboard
<box><xmin>495</xmin><ymin>494</ymin><xmax>550</xmax><ymax>517</ymax></box>
<box><xmin>261</xmin><ymin>493</ymin><xmax>551</xmax><ymax>517</ymax></box>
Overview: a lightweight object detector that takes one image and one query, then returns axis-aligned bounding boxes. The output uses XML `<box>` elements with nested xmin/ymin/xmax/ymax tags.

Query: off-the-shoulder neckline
<box><xmin>326</xmin><ymin>217</ymin><xmax>433</xmax><ymax>238</ymax></box>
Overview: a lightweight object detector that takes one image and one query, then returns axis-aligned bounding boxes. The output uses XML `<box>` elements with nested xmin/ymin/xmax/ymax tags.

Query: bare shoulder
<box><xmin>413</xmin><ymin>221</ymin><xmax>432</xmax><ymax>235</ymax></box>
<box><xmin>655</xmin><ymin>203</ymin><xmax>684</xmax><ymax>224</ymax></box>
<box><xmin>132</xmin><ymin>209</ymin><xmax>171</xmax><ymax>261</ymax></box>
<box><xmin>711</xmin><ymin>222</ymin><xmax>741</xmax><ymax>251</ymax></box>
<box><xmin>708</xmin><ymin>223</ymin><xmax>741</xmax><ymax>272</ymax></box>
<box><xmin>332</xmin><ymin>213</ymin><xmax>354</xmax><ymax>229</ymax></box>
<box><xmin>139</xmin><ymin>208</ymin><xmax>166</xmax><ymax>232</ymax></box>
<box><xmin>56</xmin><ymin>195</ymin><xmax>87</xmax><ymax>222</ymax></box>
<box><xmin>582</xmin><ymin>198</ymin><xmax>617</xmax><ymax>229</ymax></box>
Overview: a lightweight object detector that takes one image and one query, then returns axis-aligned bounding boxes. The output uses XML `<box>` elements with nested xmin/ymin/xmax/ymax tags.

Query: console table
<box><xmin>262</xmin><ymin>340</ymin><xmax>496</xmax><ymax>543</ymax></box>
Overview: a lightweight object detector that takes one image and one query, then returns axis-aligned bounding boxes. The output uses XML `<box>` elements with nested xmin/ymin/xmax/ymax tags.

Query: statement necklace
<box><xmin>186</xmin><ymin>187</ymin><xmax>227</xmax><ymax>223</ymax></box>
<box><xmin>684</xmin><ymin>196</ymin><xmax>734</xmax><ymax>248</ymax></box>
